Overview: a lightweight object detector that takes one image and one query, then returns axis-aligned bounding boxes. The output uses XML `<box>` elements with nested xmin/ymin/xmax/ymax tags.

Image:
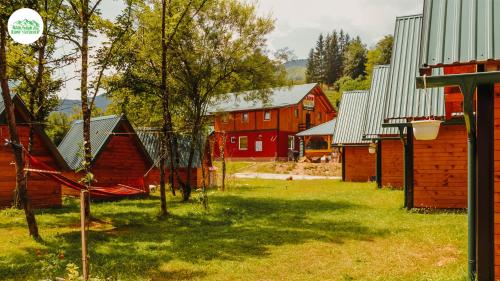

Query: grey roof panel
<box><xmin>363</xmin><ymin>65</ymin><xmax>398</xmax><ymax>139</ymax></box>
<box><xmin>58</xmin><ymin>115</ymin><xmax>122</xmax><ymax>170</ymax></box>
<box><xmin>332</xmin><ymin>91</ymin><xmax>370</xmax><ymax>145</ymax></box>
<box><xmin>420</xmin><ymin>0</ymin><xmax>500</xmax><ymax>68</ymax></box>
<box><xmin>384</xmin><ymin>14</ymin><xmax>445</xmax><ymax>121</ymax></box>
<box><xmin>208</xmin><ymin>83</ymin><xmax>320</xmax><ymax>113</ymax></box>
<box><xmin>296</xmin><ymin>119</ymin><xmax>336</xmax><ymax>137</ymax></box>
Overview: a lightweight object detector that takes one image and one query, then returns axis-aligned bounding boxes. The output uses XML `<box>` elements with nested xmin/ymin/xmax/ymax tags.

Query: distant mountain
<box><xmin>284</xmin><ymin>59</ymin><xmax>307</xmax><ymax>83</ymax></box>
<box><xmin>56</xmin><ymin>95</ymin><xmax>110</xmax><ymax>115</ymax></box>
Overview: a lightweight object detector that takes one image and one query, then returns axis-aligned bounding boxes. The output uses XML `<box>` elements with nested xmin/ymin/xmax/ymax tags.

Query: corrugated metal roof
<box><xmin>296</xmin><ymin>119</ymin><xmax>336</xmax><ymax>137</ymax></box>
<box><xmin>420</xmin><ymin>0</ymin><xmax>500</xmax><ymax>68</ymax></box>
<box><xmin>136</xmin><ymin>129</ymin><xmax>202</xmax><ymax>168</ymax></box>
<box><xmin>362</xmin><ymin>65</ymin><xmax>399</xmax><ymax>139</ymax></box>
<box><xmin>208</xmin><ymin>83</ymin><xmax>320</xmax><ymax>113</ymax></box>
<box><xmin>384</xmin><ymin>14</ymin><xmax>445</xmax><ymax>121</ymax></box>
<box><xmin>58</xmin><ymin>115</ymin><xmax>123</xmax><ymax>170</ymax></box>
<box><xmin>332</xmin><ymin>91</ymin><xmax>370</xmax><ymax>145</ymax></box>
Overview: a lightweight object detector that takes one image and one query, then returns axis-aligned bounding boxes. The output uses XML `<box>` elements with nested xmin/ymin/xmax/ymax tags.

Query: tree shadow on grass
<box><xmin>1</xmin><ymin>196</ymin><xmax>390</xmax><ymax>280</ymax></box>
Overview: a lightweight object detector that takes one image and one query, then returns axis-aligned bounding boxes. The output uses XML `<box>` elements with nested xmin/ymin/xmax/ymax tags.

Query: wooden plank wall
<box><xmin>381</xmin><ymin>139</ymin><xmax>404</xmax><ymax>188</ymax></box>
<box><xmin>0</xmin><ymin>125</ymin><xmax>61</xmax><ymax>209</ymax></box>
<box><xmin>344</xmin><ymin>146</ymin><xmax>376</xmax><ymax>182</ymax></box>
<box><xmin>413</xmin><ymin>124</ymin><xmax>467</xmax><ymax>208</ymax></box>
<box><xmin>493</xmin><ymin>84</ymin><xmax>500</xmax><ymax>277</ymax></box>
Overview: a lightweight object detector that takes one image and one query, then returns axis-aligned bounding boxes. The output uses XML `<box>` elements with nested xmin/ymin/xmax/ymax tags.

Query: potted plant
<box><xmin>368</xmin><ymin>142</ymin><xmax>377</xmax><ymax>154</ymax></box>
<box><xmin>411</xmin><ymin>119</ymin><xmax>442</xmax><ymax>140</ymax></box>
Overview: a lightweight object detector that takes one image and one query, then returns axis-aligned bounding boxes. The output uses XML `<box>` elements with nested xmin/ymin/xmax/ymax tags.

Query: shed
<box><xmin>383</xmin><ymin>14</ymin><xmax>467</xmax><ymax>209</ymax></box>
<box><xmin>137</xmin><ymin>129</ymin><xmax>212</xmax><ymax>189</ymax></box>
<box><xmin>332</xmin><ymin>90</ymin><xmax>375</xmax><ymax>182</ymax></box>
<box><xmin>58</xmin><ymin>115</ymin><xmax>153</xmax><ymax>197</ymax></box>
<box><xmin>296</xmin><ymin>119</ymin><xmax>336</xmax><ymax>159</ymax></box>
<box><xmin>362</xmin><ymin>65</ymin><xmax>403</xmax><ymax>189</ymax></box>
<box><xmin>0</xmin><ymin>94</ymin><xmax>69</xmax><ymax>209</ymax></box>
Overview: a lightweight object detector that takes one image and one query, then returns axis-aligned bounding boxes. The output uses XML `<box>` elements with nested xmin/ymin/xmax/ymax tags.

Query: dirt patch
<box><xmin>70</xmin><ymin>218</ymin><xmax>113</xmax><ymax>230</ymax></box>
<box><xmin>242</xmin><ymin>162</ymin><xmax>341</xmax><ymax>177</ymax></box>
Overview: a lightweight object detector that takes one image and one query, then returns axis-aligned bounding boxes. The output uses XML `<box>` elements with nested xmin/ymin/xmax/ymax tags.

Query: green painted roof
<box><xmin>384</xmin><ymin>14</ymin><xmax>445</xmax><ymax>122</ymax></box>
<box><xmin>58</xmin><ymin>115</ymin><xmax>152</xmax><ymax>170</ymax></box>
<box><xmin>362</xmin><ymin>65</ymin><xmax>398</xmax><ymax>139</ymax></box>
<box><xmin>208</xmin><ymin>83</ymin><xmax>322</xmax><ymax>113</ymax></box>
<box><xmin>420</xmin><ymin>0</ymin><xmax>500</xmax><ymax>68</ymax></box>
<box><xmin>296</xmin><ymin>119</ymin><xmax>336</xmax><ymax>137</ymax></box>
<box><xmin>333</xmin><ymin>91</ymin><xmax>370</xmax><ymax>145</ymax></box>
<box><xmin>136</xmin><ymin>129</ymin><xmax>203</xmax><ymax>168</ymax></box>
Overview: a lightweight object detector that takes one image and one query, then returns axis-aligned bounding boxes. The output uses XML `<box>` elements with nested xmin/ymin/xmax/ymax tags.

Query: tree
<box><xmin>343</xmin><ymin>37</ymin><xmax>367</xmax><ymax>79</ymax></box>
<box><xmin>45</xmin><ymin>112</ymin><xmax>71</xmax><ymax>145</ymax></box>
<box><xmin>365</xmin><ymin>35</ymin><xmax>393</xmax><ymax>80</ymax></box>
<box><xmin>0</xmin><ymin>1</ymin><xmax>39</xmax><ymax>238</ymax></box>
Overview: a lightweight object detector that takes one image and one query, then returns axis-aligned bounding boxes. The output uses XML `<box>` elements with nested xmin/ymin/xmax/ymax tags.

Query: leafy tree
<box><xmin>343</xmin><ymin>37</ymin><xmax>367</xmax><ymax>79</ymax></box>
<box><xmin>365</xmin><ymin>35</ymin><xmax>393</xmax><ymax>80</ymax></box>
<box><xmin>45</xmin><ymin>112</ymin><xmax>71</xmax><ymax>145</ymax></box>
<box><xmin>334</xmin><ymin>75</ymin><xmax>370</xmax><ymax>93</ymax></box>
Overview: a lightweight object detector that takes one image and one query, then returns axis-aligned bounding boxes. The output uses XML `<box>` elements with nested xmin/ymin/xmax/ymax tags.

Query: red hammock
<box><xmin>25</xmin><ymin>154</ymin><xmax>148</xmax><ymax>200</ymax></box>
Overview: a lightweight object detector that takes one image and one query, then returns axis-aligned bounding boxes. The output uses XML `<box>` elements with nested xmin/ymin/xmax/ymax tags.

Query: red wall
<box><xmin>413</xmin><ymin>124</ymin><xmax>467</xmax><ymax>209</ymax></box>
<box><xmin>381</xmin><ymin>139</ymin><xmax>404</xmax><ymax>188</ymax></box>
<box><xmin>344</xmin><ymin>146</ymin><xmax>376</xmax><ymax>182</ymax></box>
<box><xmin>0</xmin><ymin>125</ymin><xmax>62</xmax><ymax>209</ymax></box>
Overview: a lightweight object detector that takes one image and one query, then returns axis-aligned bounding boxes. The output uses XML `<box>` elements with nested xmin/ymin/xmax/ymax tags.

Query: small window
<box><xmin>264</xmin><ymin>111</ymin><xmax>271</xmax><ymax>120</ymax></box>
<box><xmin>230</xmin><ymin>136</ymin><xmax>236</xmax><ymax>143</ymax></box>
<box><xmin>288</xmin><ymin>136</ymin><xmax>295</xmax><ymax>150</ymax></box>
<box><xmin>242</xmin><ymin>112</ymin><xmax>249</xmax><ymax>123</ymax></box>
<box><xmin>294</xmin><ymin>109</ymin><xmax>299</xmax><ymax>117</ymax></box>
<box><xmin>255</xmin><ymin>141</ymin><xmax>263</xmax><ymax>152</ymax></box>
<box><xmin>239</xmin><ymin>136</ymin><xmax>248</xmax><ymax>150</ymax></box>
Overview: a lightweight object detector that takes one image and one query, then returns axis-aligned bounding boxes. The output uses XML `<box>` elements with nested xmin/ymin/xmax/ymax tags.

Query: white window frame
<box><xmin>230</xmin><ymin>136</ymin><xmax>236</xmax><ymax>143</ymax></box>
<box><xmin>255</xmin><ymin>140</ymin><xmax>263</xmax><ymax>152</ymax></box>
<box><xmin>242</xmin><ymin>112</ymin><xmax>249</xmax><ymax>123</ymax></box>
<box><xmin>288</xmin><ymin>136</ymin><xmax>295</xmax><ymax>150</ymax></box>
<box><xmin>239</xmin><ymin>136</ymin><xmax>248</xmax><ymax>150</ymax></box>
<box><xmin>264</xmin><ymin>111</ymin><xmax>271</xmax><ymax>121</ymax></box>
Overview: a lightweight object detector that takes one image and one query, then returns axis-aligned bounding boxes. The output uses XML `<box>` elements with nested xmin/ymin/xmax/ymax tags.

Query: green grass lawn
<box><xmin>0</xmin><ymin>179</ymin><xmax>467</xmax><ymax>281</ymax></box>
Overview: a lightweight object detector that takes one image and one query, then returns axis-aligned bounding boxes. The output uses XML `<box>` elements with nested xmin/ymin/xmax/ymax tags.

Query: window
<box><xmin>242</xmin><ymin>112</ymin><xmax>249</xmax><ymax>123</ymax></box>
<box><xmin>239</xmin><ymin>136</ymin><xmax>248</xmax><ymax>150</ymax></box>
<box><xmin>288</xmin><ymin>136</ymin><xmax>295</xmax><ymax>150</ymax></box>
<box><xmin>230</xmin><ymin>137</ymin><xmax>236</xmax><ymax>143</ymax></box>
<box><xmin>255</xmin><ymin>141</ymin><xmax>263</xmax><ymax>152</ymax></box>
<box><xmin>294</xmin><ymin>109</ymin><xmax>299</xmax><ymax>118</ymax></box>
<box><xmin>264</xmin><ymin>111</ymin><xmax>271</xmax><ymax>121</ymax></box>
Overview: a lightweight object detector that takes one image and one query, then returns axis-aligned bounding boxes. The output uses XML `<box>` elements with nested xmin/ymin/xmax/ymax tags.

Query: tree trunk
<box><xmin>0</xmin><ymin>21</ymin><xmax>39</xmax><ymax>239</ymax></box>
<box><xmin>159</xmin><ymin>135</ymin><xmax>168</xmax><ymax>216</ymax></box>
<box><xmin>220</xmin><ymin>132</ymin><xmax>226</xmax><ymax>191</ymax></box>
<box><xmin>183</xmin><ymin>124</ymin><xmax>199</xmax><ymax>201</ymax></box>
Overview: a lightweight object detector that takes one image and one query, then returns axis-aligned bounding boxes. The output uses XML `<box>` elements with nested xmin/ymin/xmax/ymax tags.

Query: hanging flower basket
<box><xmin>411</xmin><ymin>120</ymin><xmax>442</xmax><ymax>140</ymax></box>
<box><xmin>368</xmin><ymin>142</ymin><xmax>377</xmax><ymax>154</ymax></box>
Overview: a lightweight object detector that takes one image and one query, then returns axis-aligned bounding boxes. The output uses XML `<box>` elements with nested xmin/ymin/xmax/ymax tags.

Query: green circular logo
<box><xmin>8</xmin><ymin>8</ymin><xmax>44</xmax><ymax>45</ymax></box>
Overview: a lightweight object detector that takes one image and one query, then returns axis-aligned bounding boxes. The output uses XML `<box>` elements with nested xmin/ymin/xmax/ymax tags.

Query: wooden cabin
<box><xmin>382</xmin><ymin>14</ymin><xmax>467</xmax><ymax>209</ymax></box>
<box><xmin>209</xmin><ymin>84</ymin><xmax>336</xmax><ymax>161</ymax></box>
<box><xmin>362</xmin><ymin>65</ymin><xmax>404</xmax><ymax>189</ymax></box>
<box><xmin>0</xmin><ymin>94</ymin><xmax>69</xmax><ymax>209</ymax></box>
<box><xmin>295</xmin><ymin>119</ymin><xmax>336</xmax><ymax>159</ymax></box>
<box><xmin>137</xmin><ymin>129</ymin><xmax>213</xmax><ymax>189</ymax></box>
<box><xmin>57</xmin><ymin>115</ymin><xmax>153</xmax><ymax>197</ymax></box>
<box><xmin>332</xmin><ymin>91</ymin><xmax>376</xmax><ymax>182</ymax></box>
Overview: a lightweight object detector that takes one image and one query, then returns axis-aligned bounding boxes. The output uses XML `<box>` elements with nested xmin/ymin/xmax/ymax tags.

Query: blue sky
<box><xmin>57</xmin><ymin>0</ymin><xmax>423</xmax><ymax>99</ymax></box>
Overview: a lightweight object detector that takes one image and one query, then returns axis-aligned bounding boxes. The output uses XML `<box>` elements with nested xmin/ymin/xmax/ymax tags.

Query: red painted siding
<box><xmin>344</xmin><ymin>146</ymin><xmax>376</xmax><ymax>182</ymax></box>
<box><xmin>413</xmin><ymin>124</ymin><xmax>467</xmax><ymax>209</ymax></box>
<box><xmin>381</xmin><ymin>139</ymin><xmax>404</xmax><ymax>188</ymax></box>
<box><xmin>0</xmin><ymin>125</ymin><xmax>62</xmax><ymax>209</ymax></box>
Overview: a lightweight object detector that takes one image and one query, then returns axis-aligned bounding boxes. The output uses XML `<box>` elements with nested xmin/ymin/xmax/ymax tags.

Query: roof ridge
<box><xmin>72</xmin><ymin>114</ymin><xmax>121</xmax><ymax>124</ymax></box>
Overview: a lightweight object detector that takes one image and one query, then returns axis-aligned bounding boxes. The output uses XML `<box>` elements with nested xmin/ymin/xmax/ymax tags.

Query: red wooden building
<box><xmin>209</xmin><ymin>83</ymin><xmax>336</xmax><ymax>161</ymax></box>
<box><xmin>57</xmin><ymin>115</ymin><xmax>153</xmax><ymax>197</ymax></box>
<box><xmin>332</xmin><ymin>90</ymin><xmax>376</xmax><ymax>182</ymax></box>
<box><xmin>0</xmin><ymin>94</ymin><xmax>69</xmax><ymax>209</ymax></box>
<box><xmin>137</xmin><ymin>129</ymin><xmax>212</xmax><ymax>189</ymax></box>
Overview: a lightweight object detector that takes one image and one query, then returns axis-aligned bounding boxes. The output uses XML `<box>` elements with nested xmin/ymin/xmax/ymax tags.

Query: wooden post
<box><xmin>81</xmin><ymin>190</ymin><xmax>89</xmax><ymax>281</ymax></box>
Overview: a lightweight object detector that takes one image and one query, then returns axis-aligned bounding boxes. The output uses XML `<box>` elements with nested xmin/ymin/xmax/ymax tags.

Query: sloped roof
<box><xmin>384</xmin><ymin>14</ymin><xmax>445</xmax><ymax>122</ymax></box>
<box><xmin>333</xmin><ymin>91</ymin><xmax>370</xmax><ymax>145</ymax></box>
<box><xmin>136</xmin><ymin>129</ymin><xmax>203</xmax><ymax>168</ymax></box>
<box><xmin>296</xmin><ymin>119</ymin><xmax>336</xmax><ymax>137</ymax></box>
<box><xmin>420</xmin><ymin>0</ymin><xmax>500</xmax><ymax>68</ymax></box>
<box><xmin>208</xmin><ymin>83</ymin><xmax>323</xmax><ymax>113</ymax></box>
<box><xmin>362</xmin><ymin>65</ymin><xmax>398</xmax><ymax>139</ymax></box>
<box><xmin>58</xmin><ymin>115</ymin><xmax>152</xmax><ymax>170</ymax></box>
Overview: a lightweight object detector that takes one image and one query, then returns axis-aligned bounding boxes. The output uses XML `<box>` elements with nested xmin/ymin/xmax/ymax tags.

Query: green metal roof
<box><xmin>362</xmin><ymin>65</ymin><xmax>399</xmax><ymax>139</ymax></box>
<box><xmin>58</xmin><ymin>114</ymin><xmax>152</xmax><ymax>170</ymax></box>
<box><xmin>136</xmin><ymin>129</ymin><xmax>203</xmax><ymax>168</ymax></box>
<box><xmin>296</xmin><ymin>119</ymin><xmax>336</xmax><ymax>137</ymax></box>
<box><xmin>332</xmin><ymin>91</ymin><xmax>370</xmax><ymax>145</ymax></box>
<box><xmin>420</xmin><ymin>0</ymin><xmax>500</xmax><ymax>68</ymax></box>
<box><xmin>208</xmin><ymin>83</ymin><xmax>325</xmax><ymax>113</ymax></box>
<box><xmin>384</xmin><ymin>14</ymin><xmax>445</xmax><ymax>122</ymax></box>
